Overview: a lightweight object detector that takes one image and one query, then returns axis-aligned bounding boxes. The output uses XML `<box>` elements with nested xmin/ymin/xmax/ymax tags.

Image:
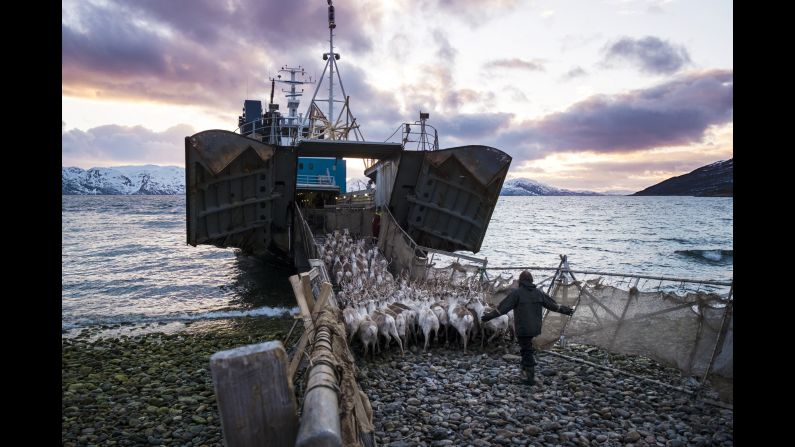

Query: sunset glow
<box><xmin>62</xmin><ymin>0</ymin><xmax>732</xmax><ymax>192</ymax></box>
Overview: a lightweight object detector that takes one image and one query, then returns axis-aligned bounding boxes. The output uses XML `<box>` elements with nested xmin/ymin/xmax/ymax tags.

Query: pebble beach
<box><xmin>62</xmin><ymin>317</ymin><xmax>732</xmax><ymax>447</ymax></box>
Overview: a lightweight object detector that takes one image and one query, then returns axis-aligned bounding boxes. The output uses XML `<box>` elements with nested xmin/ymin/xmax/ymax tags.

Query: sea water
<box><xmin>62</xmin><ymin>195</ymin><xmax>732</xmax><ymax>330</ymax></box>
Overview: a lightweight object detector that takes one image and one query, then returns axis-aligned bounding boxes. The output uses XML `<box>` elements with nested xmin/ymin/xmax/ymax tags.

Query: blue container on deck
<box><xmin>297</xmin><ymin>157</ymin><xmax>346</xmax><ymax>193</ymax></box>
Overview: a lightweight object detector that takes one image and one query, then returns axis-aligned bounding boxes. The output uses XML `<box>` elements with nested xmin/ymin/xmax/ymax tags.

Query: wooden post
<box><xmin>290</xmin><ymin>275</ymin><xmax>313</xmax><ymax>319</ymax></box>
<box><xmin>702</xmin><ymin>284</ymin><xmax>733</xmax><ymax>383</ymax></box>
<box><xmin>607</xmin><ymin>276</ymin><xmax>639</xmax><ymax>352</ymax></box>
<box><xmin>210</xmin><ymin>341</ymin><xmax>298</xmax><ymax>447</ymax></box>
<box><xmin>300</xmin><ymin>272</ymin><xmax>316</xmax><ymax>314</ymax></box>
<box><xmin>288</xmin><ymin>275</ymin><xmax>314</xmax><ymax>380</ymax></box>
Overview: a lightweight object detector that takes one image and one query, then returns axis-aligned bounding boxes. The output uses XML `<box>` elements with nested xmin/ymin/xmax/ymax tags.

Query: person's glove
<box><xmin>558</xmin><ymin>305</ymin><xmax>574</xmax><ymax>316</ymax></box>
<box><xmin>481</xmin><ymin>311</ymin><xmax>497</xmax><ymax>323</ymax></box>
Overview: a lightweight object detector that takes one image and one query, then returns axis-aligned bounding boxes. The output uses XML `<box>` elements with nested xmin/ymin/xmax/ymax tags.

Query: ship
<box><xmin>184</xmin><ymin>0</ymin><xmax>512</xmax><ymax>275</ymax></box>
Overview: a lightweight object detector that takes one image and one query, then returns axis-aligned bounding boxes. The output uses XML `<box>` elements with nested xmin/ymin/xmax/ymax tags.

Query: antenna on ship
<box><xmin>262</xmin><ymin>77</ymin><xmax>281</xmax><ymax>145</ymax></box>
<box><xmin>300</xmin><ymin>0</ymin><xmax>366</xmax><ymax>155</ymax></box>
<box><xmin>275</xmin><ymin>65</ymin><xmax>313</xmax><ymax>145</ymax></box>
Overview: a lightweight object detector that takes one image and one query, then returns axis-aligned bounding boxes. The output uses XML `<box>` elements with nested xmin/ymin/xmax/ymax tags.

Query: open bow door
<box><xmin>388</xmin><ymin>145</ymin><xmax>511</xmax><ymax>253</ymax></box>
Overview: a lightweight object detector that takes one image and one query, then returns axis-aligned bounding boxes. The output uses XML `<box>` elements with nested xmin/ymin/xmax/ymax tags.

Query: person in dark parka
<box><xmin>481</xmin><ymin>270</ymin><xmax>574</xmax><ymax>385</ymax></box>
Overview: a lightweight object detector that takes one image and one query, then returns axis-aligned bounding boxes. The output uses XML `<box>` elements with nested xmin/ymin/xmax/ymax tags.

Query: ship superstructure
<box><xmin>185</xmin><ymin>0</ymin><xmax>511</xmax><ymax>264</ymax></box>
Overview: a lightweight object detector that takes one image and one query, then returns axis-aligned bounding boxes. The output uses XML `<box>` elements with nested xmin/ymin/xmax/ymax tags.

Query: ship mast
<box><xmin>301</xmin><ymin>0</ymin><xmax>365</xmax><ymax>148</ymax></box>
<box><xmin>328</xmin><ymin>0</ymin><xmax>335</xmax><ymax>122</ymax></box>
<box><xmin>279</xmin><ymin>66</ymin><xmax>309</xmax><ymax>127</ymax></box>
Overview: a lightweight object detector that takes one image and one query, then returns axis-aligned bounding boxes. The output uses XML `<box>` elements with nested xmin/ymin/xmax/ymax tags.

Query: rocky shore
<box><xmin>62</xmin><ymin>317</ymin><xmax>297</xmax><ymax>447</ymax></box>
<box><xmin>358</xmin><ymin>343</ymin><xmax>732</xmax><ymax>447</ymax></box>
<box><xmin>63</xmin><ymin>318</ymin><xmax>732</xmax><ymax>447</ymax></box>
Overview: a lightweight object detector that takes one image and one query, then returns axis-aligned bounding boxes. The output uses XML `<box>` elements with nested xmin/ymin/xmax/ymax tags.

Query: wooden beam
<box><xmin>300</xmin><ymin>273</ymin><xmax>315</xmax><ymax>314</ymax></box>
<box><xmin>290</xmin><ymin>275</ymin><xmax>312</xmax><ymax>319</ymax></box>
<box><xmin>573</xmin><ymin>283</ymin><xmax>622</xmax><ymax>320</ymax></box>
<box><xmin>210</xmin><ymin>341</ymin><xmax>298</xmax><ymax>447</ymax></box>
<box><xmin>288</xmin><ymin>275</ymin><xmax>314</xmax><ymax>380</ymax></box>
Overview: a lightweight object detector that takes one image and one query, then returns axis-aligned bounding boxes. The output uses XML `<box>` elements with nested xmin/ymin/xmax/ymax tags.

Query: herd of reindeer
<box><xmin>321</xmin><ymin>229</ymin><xmax>516</xmax><ymax>359</ymax></box>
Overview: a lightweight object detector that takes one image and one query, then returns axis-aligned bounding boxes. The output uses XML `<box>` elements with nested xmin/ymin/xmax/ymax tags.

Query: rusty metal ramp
<box><xmin>388</xmin><ymin>145</ymin><xmax>511</xmax><ymax>253</ymax></box>
<box><xmin>185</xmin><ymin>130</ymin><xmax>296</xmax><ymax>255</ymax></box>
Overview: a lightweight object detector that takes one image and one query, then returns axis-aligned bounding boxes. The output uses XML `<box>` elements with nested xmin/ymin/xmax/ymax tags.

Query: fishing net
<box><xmin>554</xmin><ymin>282</ymin><xmax>732</xmax><ymax>378</ymax></box>
<box><xmin>522</xmin><ymin>277</ymin><xmax>733</xmax><ymax>401</ymax></box>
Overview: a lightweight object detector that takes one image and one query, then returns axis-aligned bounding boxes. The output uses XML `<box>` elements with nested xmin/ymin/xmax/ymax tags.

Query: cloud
<box><xmin>602</xmin><ymin>36</ymin><xmax>691</xmax><ymax>74</ymax></box>
<box><xmin>433</xmin><ymin>29</ymin><xmax>458</xmax><ymax>65</ymax></box>
<box><xmin>559</xmin><ymin>33</ymin><xmax>604</xmax><ymax>52</ymax></box>
<box><xmin>421</xmin><ymin>0</ymin><xmax>520</xmax><ymax>26</ymax></box>
<box><xmin>492</xmin><ymin>70</ymin><xmax>733</xmax><ymax>161</ymax></box>
<box><xmin>62</xmin><ymin>124</ymin><xmax>195</xmax><ymax>167</ymax></box>
<box><xmin>331</xmin><ymin>64</ymin><xmax>403</xmax><ymax>127</ymax></box>
<box><xmin>62</xmin><ymin>0</ymin><xmax>379</xmax><ymax>110</ymax></box>
<box><xmin>612</xmin><ymin>0</ymin><xmax>673</xmax><ymax>15</ymax></box>
<box><xmin>434</xmin><ymin>113</ymin><xmax>514</xmax><ymax>146</ymax></box>
<box><xmin>488</xmin><ymin>58</ymin><xmax>546</xmax><ymax>72</ymax></box>
<box><xmin>561</xmin><ymin>66</ymin><xmax>587</xmax><ymax>81</ymax></box>
<box><xmin>505</xmin><ymin>86</ymin><xmax>529</xmax><ymax>102</ymax></box>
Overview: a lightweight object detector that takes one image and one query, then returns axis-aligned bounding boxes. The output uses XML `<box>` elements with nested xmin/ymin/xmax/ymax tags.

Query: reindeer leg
<box><xmin>391</xmin><ymin>329</ymin><xmax>404</xmax><ymax>356</ymax></box>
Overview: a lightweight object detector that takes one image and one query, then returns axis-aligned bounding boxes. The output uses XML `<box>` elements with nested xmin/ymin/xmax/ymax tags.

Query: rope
<box><xmin>542</xmin><ymin>348</ymin><xmax>733</xmax><ymax>411</ymax></box>
<box><xmin>485</xmin><ymin>266</ymin><xmax>732</xmax><ymax>287</ymax></box>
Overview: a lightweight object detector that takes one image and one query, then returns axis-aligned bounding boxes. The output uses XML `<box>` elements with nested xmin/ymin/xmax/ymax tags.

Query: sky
<box><xmin>62</xmin><ymin>0</ymin><xmax>732</xmax><ymax>193</ymax></box>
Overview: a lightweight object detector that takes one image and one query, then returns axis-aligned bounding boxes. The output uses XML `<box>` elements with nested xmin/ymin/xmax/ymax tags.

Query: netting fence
<box><xmin>374</xmin><ymin>207</ymin><xmax>733</xmax><ymax>401</ymax></box>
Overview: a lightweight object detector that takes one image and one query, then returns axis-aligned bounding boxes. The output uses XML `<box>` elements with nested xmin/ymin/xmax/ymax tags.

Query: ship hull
<box><xmin>185</xmin><ymin>130</ymin><xmax>511</xmax><ymax>262</ymax></box>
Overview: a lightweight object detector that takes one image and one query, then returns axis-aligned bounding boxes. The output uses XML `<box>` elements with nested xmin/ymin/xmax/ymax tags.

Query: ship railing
<box><xmin>333</xmin><ymin>189</ymin><xmax>374</xmax><ymax>208</ymax></box>
<box><xmin>384</xmin><ymin>121</ymin><xmax>439</xmax><ymax>151</ymax></box>
<box><xmin>294</xmin><ymin>203</ymin><xmax>321</xmax><ymax>260</ymax></box>
<box><xmin>234</xmin><ymin>119</ymin><xmax>269</xmax><ymax>136</ymax></box>
<box><xmin>296</xmin><ymin>174</ymin><xmax>336</xmax><ymax>187</ymax></box>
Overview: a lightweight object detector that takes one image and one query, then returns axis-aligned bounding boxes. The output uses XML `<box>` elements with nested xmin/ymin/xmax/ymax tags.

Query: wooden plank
<box><xmin>210</xmin><ymin>341</ymin><xmax>298</xmax><ymax>447</ymax></box>
<box><xmin>573</xmin><ymin>283</ymin><xmax>622</xmax><ymax>320</ymax></box>
<box><xmin>300</xmin><ymin>273</ymin><xmax>315</xmax><ymax>314</ymax></box>
<box><xmin>313</xmin><ymin>282</ymin><xmax>333</xmax><ymax>315</ymax></box>
<box><xmin>288</xmin><ymin>333</ymin><xmax>311</xmax><ymax>381</ymax></box>
<box><xmin>290</xmin><ymin>275</ymin><xmax>312</xmax><ymax>319</ymax></box>
<box><xmin>288</xmin><ymin>274</ymin><xmax>314</xmax><ymax>381</ymax></box>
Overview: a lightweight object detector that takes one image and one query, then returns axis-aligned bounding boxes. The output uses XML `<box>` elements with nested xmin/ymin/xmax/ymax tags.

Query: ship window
<box><xmin>299</xmin><ymin>163</ymin><xmax>304</xmax><ymax>169</ymax></box>
<box><xmin>309</xmin><ymin>163</ymin><xmax>314</xmax><ymax>170</ymax></box>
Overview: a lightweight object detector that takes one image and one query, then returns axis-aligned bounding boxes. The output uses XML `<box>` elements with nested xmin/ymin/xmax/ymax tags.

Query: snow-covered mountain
<box><xmin>632</xmin><ymin>159</ymin><xmax>733</xmax><ymax>197</ymax></box>
<box><xmin>62</xmin><ymin>167</ymin><xmax>599</xmax><ymax>197</ymax></box>
<box><xmin>344</xmin><ymin>175</ymin><xmax>601</xmax><ymax>196</ymax></box>
<box><xmin>500</xmin><ymin>178</ymin><xmax>602</xmax><ymax>196</ymax></box>
<box><xmin>62</xmin><ymin>165</ymin><xmax>185</xmax><ymax>195</ymax></box>
<box><xmin>346</xmin><ymin>176</ymin><xmax>372</xmax><ymax>193</ymax></box>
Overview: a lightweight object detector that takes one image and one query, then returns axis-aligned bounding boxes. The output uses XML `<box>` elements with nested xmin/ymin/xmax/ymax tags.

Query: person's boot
<box><xmin>522</xmin><ymin>366</ymin><xmax>535</xmax><ymax>386</ymax></box>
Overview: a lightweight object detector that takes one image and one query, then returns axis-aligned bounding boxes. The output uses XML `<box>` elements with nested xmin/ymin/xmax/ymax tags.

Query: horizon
<box><xmin>62</xmin><ymin>0</ymin><xmax>732</xmax><ymax>193</ymax></box>
<box><xmin>62</xmin><ymin>156</ymin><xmax>733</xmax><ymax>194</ymax></box>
